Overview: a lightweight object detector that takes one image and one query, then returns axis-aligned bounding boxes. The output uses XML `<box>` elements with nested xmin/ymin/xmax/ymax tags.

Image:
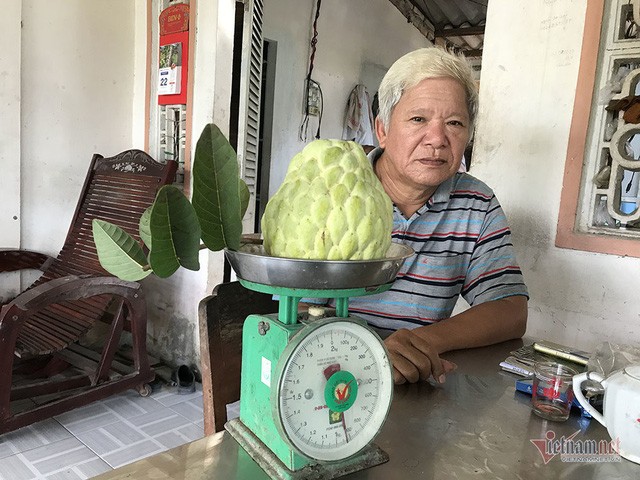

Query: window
<box><xmin>557</xmin><ymin>0</ymin><xmax>640</xmax><ymax>256</ymax></box>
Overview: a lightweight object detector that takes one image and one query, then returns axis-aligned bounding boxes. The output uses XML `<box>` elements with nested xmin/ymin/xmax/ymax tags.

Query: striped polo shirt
<box><xmin>336</xmin><ymin>149</ymin><xmax>529</xmax><ymax>332</ymax></box>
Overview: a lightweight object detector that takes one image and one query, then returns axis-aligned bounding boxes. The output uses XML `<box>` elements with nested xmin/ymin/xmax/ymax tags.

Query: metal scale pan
<box><xmin>224</xmin><ymin>243</ymin><xmax>414</xmax><ymax>290</ymax></box>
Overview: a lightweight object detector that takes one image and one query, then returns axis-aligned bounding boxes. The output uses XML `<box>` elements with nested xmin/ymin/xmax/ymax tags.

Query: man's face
<box><xmin>376</xmin><ymin>77</ymin><xmax>471</xmax><ymax>192</ymax></box>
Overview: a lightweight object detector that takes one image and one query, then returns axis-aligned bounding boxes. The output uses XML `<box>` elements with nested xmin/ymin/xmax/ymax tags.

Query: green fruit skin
<box><xmin>262</xmin><ymin>139</ymin><xmax>393</xmax><ymax>260</ymax></box>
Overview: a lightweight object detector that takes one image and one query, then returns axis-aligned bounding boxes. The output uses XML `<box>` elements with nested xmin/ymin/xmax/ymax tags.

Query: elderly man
<box><xmin>347</xmin><ymin>47</ymin><xmax>529</xmax><ymax>384</ymax></box>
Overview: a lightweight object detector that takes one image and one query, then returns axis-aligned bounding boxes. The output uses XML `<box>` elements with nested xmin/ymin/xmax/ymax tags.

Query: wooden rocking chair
<box><xmin>0</xmin><ymin>150</ymin><xmax>177</xmax><ymax>434</ymax></box>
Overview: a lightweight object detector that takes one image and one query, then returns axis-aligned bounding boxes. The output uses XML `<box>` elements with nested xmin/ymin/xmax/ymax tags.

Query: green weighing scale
<box><xmin>224</xmin><ymin>243</ymin><xmax>413</xmax><ymax>480</ymax></box>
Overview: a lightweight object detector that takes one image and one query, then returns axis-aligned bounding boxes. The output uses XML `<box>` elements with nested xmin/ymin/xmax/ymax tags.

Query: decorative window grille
<box><xmin>579</xmin><ymin>0</ymin><xmax>640</xmax><ymax>235</ymax></box>
<box><xmin>159</xmin><ymin>104</ymin><xmax>187</xmax><ymax>185</ymax></box>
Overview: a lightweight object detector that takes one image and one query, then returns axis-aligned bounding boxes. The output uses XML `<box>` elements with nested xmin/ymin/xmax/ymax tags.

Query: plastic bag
<box><xmin>578</xmin><ymin>342</ymin><xmax>640</xmax><ymax>398</ymax></box>
<box><xmin>587</xmin><ymin>341</ymin><xmax>640</xmax><ymax>377</ymax></box>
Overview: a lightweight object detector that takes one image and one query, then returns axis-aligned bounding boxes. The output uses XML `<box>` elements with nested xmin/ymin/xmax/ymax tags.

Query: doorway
<box><xmin>256</xmin><ymin>39</ymin><xmax>276</xmax><ymax>232</ymax></box>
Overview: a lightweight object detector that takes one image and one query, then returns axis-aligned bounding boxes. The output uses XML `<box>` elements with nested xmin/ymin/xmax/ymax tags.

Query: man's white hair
<box><xmin>377</xmin><ymin>47</ymin><xmax>479</xmax><ymax>139</ymax></box>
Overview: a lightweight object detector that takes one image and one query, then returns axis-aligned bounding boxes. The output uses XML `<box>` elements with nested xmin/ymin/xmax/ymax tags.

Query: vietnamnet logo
<box><xmin>530</xmin><ymin>430</ymin><xmax>621</xmax><ymax>464</ymax></box>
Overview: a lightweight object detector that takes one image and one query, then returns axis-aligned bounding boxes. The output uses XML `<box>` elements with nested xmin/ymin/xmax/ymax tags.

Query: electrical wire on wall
<box><xmin>310</xmin><ymin>79</ymin><xmax>324</xmax><ymax>140</ymax></box>
<box><xmin>299</xmin><ymin>0</ymin><xmax>323</xmax><ymax>142</ymax></box>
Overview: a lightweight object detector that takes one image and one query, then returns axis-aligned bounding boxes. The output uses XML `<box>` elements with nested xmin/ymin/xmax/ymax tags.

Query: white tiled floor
<box><xmin>0</xmin><ymin>384</ymin><xmax>206</xmax><ymax>480</ymax></box>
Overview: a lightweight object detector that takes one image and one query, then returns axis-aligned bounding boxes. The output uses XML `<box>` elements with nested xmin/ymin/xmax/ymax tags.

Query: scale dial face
<box><xmin>274</xmin><ymin>318</ymin><xmax>393</xmax><ymax>462</ymax></box>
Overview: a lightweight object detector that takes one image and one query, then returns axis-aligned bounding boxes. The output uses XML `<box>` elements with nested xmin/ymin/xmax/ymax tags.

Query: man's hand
<box><xmin>384</xmin><ymin>329</ymin><xmax>457</xmax><ymax>384</ymax></box>
<box><xmin>383</xmin><ymin>296</ymin><xmax>527</xmax><ymax>384</ymax></box>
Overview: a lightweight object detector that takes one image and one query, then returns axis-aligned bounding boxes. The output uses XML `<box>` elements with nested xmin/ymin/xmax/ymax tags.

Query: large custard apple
<box><xmin>261</xmin><ymin>139</ymin><xmax>393</xmax><ymax>260</ymax></box>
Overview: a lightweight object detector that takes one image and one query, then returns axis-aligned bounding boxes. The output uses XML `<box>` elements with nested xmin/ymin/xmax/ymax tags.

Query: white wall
<box><xmin>263</xmin><ymin>0</ymin><xmax>430</xmax><ymax>198</ymax></box>
<box><xmin>0</xmin><ymin>1</ymin><xmax>22</xmax><ymax>302</ymax></box>
<box><xmin>132</xmin><ymin>0</ymin><xmax>149</xmax><ymax>148</ymax></box>
<box><xmin>0</xmin><ymin>0</ymin><xmax>137</xmax><ymax>298</ymax></box>
<box><xmin>20</xmin><ymin>0</ymin><xmax>136</xmax><ymax>256</ymax></box>
<box><xmin>474</xmin><ymin>0</ymin><xmax>640</xmax><ymax>351</ymax></box>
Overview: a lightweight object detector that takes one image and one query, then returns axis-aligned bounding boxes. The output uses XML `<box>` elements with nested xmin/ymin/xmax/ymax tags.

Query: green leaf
<box><xmin>92</xmin><ymin>219</ymin><xmax>152</xmax><ymax>281</ymax></box>
<box><xmin>148</xmin><ymin>185</ymin><xmax>201</xmax><ymax>277</ymax></box>
<box><xmin>239</xmin><ymin>178</ymin><xmax>250</xmax><ymax>219</ymax></box>
<box><xmin>139</xmin><ymin>206</ymin><xmax>152</xmax><ymax>249</ymax></box>
<box><xmin>192</xmin><ymin>124</ymin><xmax>243</xmax><ymax>251</ymax></box>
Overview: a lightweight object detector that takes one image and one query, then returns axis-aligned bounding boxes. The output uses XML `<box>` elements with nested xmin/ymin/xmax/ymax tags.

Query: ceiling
<box><xmin>388</xmin><ymin>0</ymin><xmax>487</xmax><ymax>57</ymax></box>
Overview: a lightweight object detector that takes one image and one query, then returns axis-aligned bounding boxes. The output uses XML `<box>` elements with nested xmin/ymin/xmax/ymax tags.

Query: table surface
<box><xmin>95</xmin><ymin>338</ymin><xmax>640</xmax><ymax>480</ymax></box>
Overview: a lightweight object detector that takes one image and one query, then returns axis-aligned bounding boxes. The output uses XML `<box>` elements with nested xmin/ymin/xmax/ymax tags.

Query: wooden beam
<box><xmin>388</xmin><ymin>0</ymin><xmax>435</xmax><ymax>41</ymax></box>
<box><xmin>435</xmin><ymin>25</ymin><xmax>485</xmax><ymax>38</ymax></box>
<box><xmin>463</xmin><ymin>48</ymin><xmax>483</xmax><ymax>58</ymax></box>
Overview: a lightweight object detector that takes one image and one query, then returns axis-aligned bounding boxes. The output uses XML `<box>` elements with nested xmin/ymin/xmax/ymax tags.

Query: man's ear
<box><xmin>375</xmin><ymin>117</ymin><xmax>387</xmax><ymax>149</ymax></box>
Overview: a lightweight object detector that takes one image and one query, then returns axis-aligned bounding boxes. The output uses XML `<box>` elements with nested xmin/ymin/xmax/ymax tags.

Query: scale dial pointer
<box><xmin>323</xmin><ymin>363</ymin><xmax>341</xmax><ymax>379</ymax></box>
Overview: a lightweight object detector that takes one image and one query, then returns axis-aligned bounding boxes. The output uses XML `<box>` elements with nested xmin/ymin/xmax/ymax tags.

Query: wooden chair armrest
<box><xmin>1</xmin><ymin>275</ymin><xmax>145</xmax><ymax>321</ymax></box>
<box><xmin>0</xmin><ymin>249</ymin><xmax>54</xmax><ymax>273</ymax></box>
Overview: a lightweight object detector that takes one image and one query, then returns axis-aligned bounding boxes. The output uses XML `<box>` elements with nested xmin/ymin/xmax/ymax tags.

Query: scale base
<box><xmin>226</xmin><ymin>418</ymin><xmax>389</xmax><ymax>480</ymax></box>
